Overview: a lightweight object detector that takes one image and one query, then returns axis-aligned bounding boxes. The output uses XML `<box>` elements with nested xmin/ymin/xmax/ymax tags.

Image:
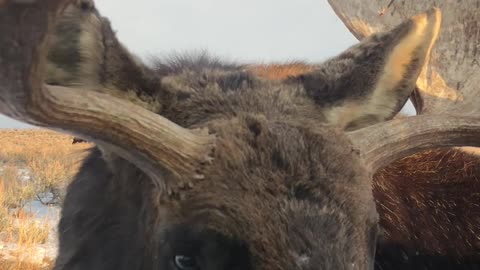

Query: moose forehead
<box><xmin>158</xmin><ymin>108</ymin><xmax>374</xmax><ymax>219</ymax></box>
<box><xmin>147</xmin><ymin>69</ymin><xmax>376</xmax><ymax>222</ymax></box>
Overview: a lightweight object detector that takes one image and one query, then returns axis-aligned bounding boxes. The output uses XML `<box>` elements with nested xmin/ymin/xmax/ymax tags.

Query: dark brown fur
<box><xmin>72</xmin><ymin>137</ymin><xmax>88</xmax><ymax>144</ymax></box>
<box><xmin>374</xmin><ymin>148</ymin><xmax>480</xmax><ymax>269</ymax></box>
<box><xmin>45</xmin><ymin>1</ymin><xmax>480</xmax><ymax>270</ymax></box>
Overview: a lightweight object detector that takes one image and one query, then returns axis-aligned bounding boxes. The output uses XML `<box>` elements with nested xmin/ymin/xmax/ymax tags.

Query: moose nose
<box><xmin>295</xmin><ymin>254</ymin><xmax>310</xmax><ymax>268</ymax></box>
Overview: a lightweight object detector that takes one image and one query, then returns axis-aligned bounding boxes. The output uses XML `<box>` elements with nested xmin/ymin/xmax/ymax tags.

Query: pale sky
<box><xmin>0</xmin><ymin>0</ymin><xmax>414</xmax><ymax>129</ymax></box>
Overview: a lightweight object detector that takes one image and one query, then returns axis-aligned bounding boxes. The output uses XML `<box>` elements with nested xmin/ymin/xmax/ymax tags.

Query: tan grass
<box><xmin>0</xmin><ymin>129</ymin><xmax>92</xmax><ymax>165</ymax></box>
<box><xmin>27</xmin><ymin>151</ymin><xmax>80</xmax><ymax>205</ymax></box>
<box><xmin>0</xmin><ymin>128</ymin><xmax>93</xmax><ymax>270</ymax></box>
<box><xmin>0</xmin><ymin>129</ymin><xmax>92</xmax><ymax>205</ymax></box>
<box><xmin>0</xmin><ymin>258</ymin><xmax>53</xmax><ymax>270</ymax></box>
<box><xmin>4</xmin><ymin>209</ymin><xmax>50</xmax><ymax>246</ymax></box>
<box><xmin>0</xmin><ymin>183</ymin><xmax>9</xmax><ymax>232</ymax></box>
<box><xmin>0</xmin><ymin>165</ymin><xmax>35</xmax><ymax>208</ymax></box>
<box><xmin>0</xmin><ymin>185</ymin><xmax>52</xmax><ymax>270</ymax></box>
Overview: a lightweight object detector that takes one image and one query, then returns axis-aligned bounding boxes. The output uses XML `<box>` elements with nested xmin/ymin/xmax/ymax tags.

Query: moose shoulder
<box><xmin>0</xmin><ymin>1</ymin><xmax>479</xmax><ymax>270</ymax></box>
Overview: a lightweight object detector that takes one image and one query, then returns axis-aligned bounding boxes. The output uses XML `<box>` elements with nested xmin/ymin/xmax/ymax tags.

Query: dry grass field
<box><xmin>0</xmin><ymin>129</ymin><xmax>92</xmax><ymax>270</ymax></box>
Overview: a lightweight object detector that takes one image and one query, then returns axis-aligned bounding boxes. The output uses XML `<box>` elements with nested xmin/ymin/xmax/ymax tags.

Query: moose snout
<box><xmin>291</xmin><ymin>252</ymin><xmax>375</xmax><ymax>270</ymax></box>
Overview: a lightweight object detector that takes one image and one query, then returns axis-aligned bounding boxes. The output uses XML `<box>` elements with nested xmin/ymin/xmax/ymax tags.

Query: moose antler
<box><xmin>327</xmin><ymin>1</ymin><xmax>480</xmax><ymax>172</ymax></box>
<box><xmin>0</xmin><ymin>0</ymin><xmax>215</xmax><ymax>186</ymax></box>
<box><xmin>348</xmin><ymin>114</ymin><xmax>480</xmax><ymax>172</ymax></box>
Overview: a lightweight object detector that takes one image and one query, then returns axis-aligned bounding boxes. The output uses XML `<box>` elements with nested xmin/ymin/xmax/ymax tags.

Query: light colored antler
<box><xmin>348</xmin><ymin>114</ymin><xmax>480</xmax><ymax>172</ymax></box>
<box><xmin>327</xmin><ymin>1</ymin><xmax>480</xmax><ymax>171</ymax></box>
<box><xmin>0</xmin><ymin>0</ymin><xmax>215</xmax><ymax>186</ymax></box>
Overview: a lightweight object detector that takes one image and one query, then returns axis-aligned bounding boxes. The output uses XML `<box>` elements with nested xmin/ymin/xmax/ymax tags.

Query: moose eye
<box><xmin>174</xmin><ymin>255</ymin><xmax>198</xmax><ymax>270</ymax></box>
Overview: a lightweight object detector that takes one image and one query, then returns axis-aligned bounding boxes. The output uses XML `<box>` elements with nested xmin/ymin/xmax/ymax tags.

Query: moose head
<box><xmin>0</xmin><ymin>0</ymin><xmax>478</xmax><ymax>270</ymax></box>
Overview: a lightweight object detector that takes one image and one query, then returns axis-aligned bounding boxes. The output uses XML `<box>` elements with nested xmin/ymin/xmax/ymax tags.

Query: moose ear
<box><xmin>300</xmin><ymin>8</ymin><xmax>441</xmax><ymax>131</ymax></box>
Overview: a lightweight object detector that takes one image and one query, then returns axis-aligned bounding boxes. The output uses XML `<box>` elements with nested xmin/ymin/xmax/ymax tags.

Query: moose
<box><xmin>72</xmin><ymin>137</ymin><xmax>87</xmax><ymax>144</ymax></box>
<box><xmin>0</xmin><ymin>0</ymin><xmax>479</xmax><ymax>270</ymax></box>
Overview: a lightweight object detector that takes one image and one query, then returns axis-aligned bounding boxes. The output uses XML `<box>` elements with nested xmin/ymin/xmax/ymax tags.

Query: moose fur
<box><xmin>374</xmin><ymin>148</ymin><xmax>480</xmax><ymax>269</ymax></box>
<box><xmin>43</xmin><ymin>1</ymin><xmax>479</xmax><ymax>270</ymax></box>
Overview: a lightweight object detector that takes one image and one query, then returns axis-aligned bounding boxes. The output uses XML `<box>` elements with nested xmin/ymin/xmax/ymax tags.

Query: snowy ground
<box><xmin>0</xmin><ymin>166</ymin><xmax>61</xmax><ymax>265</ymax></box>
<box><xmin>0</xmin><ymin>206</ymin><xmax>59</xmax><ymax>266</ymax></box>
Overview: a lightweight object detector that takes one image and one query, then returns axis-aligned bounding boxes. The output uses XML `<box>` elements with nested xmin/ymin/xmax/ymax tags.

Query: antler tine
<box><xmin>328</xmin><ymin>1</ymin><xmax>480</xmax><ymax>170</ymax></box>
<box><xmin>347</xmin><ymin>114</ymin><xmax>480</xmax><ymax>172</ymax></box>
<box><xmin>0</xmin><ymin>0</ymin><xmax>215</xmax><ymax>185</ymax></box>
